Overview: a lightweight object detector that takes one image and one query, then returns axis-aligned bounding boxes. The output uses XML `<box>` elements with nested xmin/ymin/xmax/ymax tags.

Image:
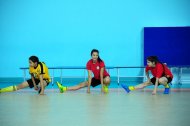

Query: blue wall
<box><xmin>144</xmin><ymin>27</ymin><xmax>190</xmax><ymax>66</ymax></box>
<box><xmin>0</xmin><ymin>0</ymin><xmax>190</xmax><ymax>77</ymax></box>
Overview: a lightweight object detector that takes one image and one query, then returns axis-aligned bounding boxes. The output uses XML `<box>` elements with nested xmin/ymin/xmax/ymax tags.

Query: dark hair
<box><xmin>91</xmin><ymin>49</ymin><xmax>102</xmax><ymax>62</ymax></box>
<box><xmin>29</xmin><ymin>56</ymin><xmax>39</xmax><ymax>63</ymax></box>
<box><xmin>147</xmin><ymin>56</ymin><xmax>160</xmax><ymax>64</ymax></box>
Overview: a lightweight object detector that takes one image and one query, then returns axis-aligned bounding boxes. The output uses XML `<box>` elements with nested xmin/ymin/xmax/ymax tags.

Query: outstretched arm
<box><xmin>87</xmin><ymin>70</ymin><xmax>92</xmax><ymax>93</ymax></box>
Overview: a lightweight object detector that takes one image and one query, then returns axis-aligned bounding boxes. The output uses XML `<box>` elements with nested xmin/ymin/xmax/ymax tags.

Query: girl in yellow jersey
<box><xmin>0</xmin><ymin>56</ymin><xmax>51</xmax><ymax>95</ymax></box>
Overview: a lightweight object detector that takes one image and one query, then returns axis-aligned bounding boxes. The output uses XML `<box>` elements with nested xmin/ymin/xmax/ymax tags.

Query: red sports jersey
<box><xmin>86</xmin><ymin>59</ymin><xmax>110</xmax><ymax>79</ymax></box>
<box><xmin>146</xmin><ymin>63</ymin><xmax>173</xmax><ymax>78</ymax></box>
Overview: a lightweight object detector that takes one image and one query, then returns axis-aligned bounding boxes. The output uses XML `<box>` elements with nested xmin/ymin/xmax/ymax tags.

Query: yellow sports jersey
<box><xmin>29</xmin><ymin>62</ymin><xmax>51</xmax><ymax>83</ymax></box>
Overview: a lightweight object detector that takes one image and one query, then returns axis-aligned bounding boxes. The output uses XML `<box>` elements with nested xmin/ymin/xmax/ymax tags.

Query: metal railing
<box><xmin>20</xmin><ymin>66</ymin><xmax>190</xmax><ymax>85</ymax></box>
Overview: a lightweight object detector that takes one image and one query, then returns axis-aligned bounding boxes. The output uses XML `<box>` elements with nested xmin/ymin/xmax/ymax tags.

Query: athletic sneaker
<box><xmin>163</xmin><ymin>83</ymin><xmax>171</xmax><ymax>94</ymax></box>
<box><xmin>121</xmin><ymin>84</ymin><xmax>131</xmax><ymax>93</ymax></box>
<box><xmin>103</xmin><ymin>85</ymin><xmax>109</xmax><ymax>93</ymax></box>
<box><xmin>56</xmin><ymin>81</ymin><xmax>67</xmax><ymax>93</ymax></box>
<box><xmin>164</xmin><ymin>87</ymin><xmax>170</xmax><ymax>94</ymax></box>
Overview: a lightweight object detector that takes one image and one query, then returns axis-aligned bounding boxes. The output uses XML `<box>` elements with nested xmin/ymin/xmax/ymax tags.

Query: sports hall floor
<box><xmin>0</xmin><ymin>88</ymin><xmax>190</xmax><ymax>126</ymax></box>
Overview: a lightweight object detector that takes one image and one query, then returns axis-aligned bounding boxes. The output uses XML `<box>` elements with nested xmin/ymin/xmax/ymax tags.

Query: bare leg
<box><xmin>159</xmin><ymin>77</ymin><xmax>170</xmax><ymax>91</ymax></box>
<box><xmin>158</xmin><ymin>77</ymin><xmax>168</xmax><ymax>86</ymax></box>
<box><xmin>103</xmin><ymin>76</ymin><xmax>111</xmax><ymax>86</ymax></box>
<box><xmin>159</xmin><ymin>77</ymin><xmax>170</xmax><ymax>94</ymax></box>
<box><xmin>16</xmin><ymin>81</ymin><xmax>30</xmax><ymax>90</ymax></box>
<box><xmin>134</xmin><ymin>81</ymin><xmax>152</xmax><ymax>90</ymax></box>
<box><xmin>37</xmin><ymin>80</ymin><xmax>48</xmax><ymax>94</ymax></box>
<box><xmin>0</xmin><ymin>81</ymin><xmax>29</xmax><ymax>93</ymax></box>
<box><xmin>135</xmin><ymin>77</ymin><xmax>169</xmax><ymax>90</ymax></box>
<box><xmin>67</xmin><ymin>81</ymin><xmax>88</xmax><ymax>91</ymax></box>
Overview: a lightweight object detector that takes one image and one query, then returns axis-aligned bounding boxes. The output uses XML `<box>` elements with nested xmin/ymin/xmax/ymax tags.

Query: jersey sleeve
<box><xmin>86</xmin><ymin>61</ymin><xmax>91</xmax><ymax>70</ymax></box>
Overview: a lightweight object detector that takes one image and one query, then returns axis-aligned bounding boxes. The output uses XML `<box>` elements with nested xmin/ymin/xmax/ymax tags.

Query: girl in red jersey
<box><xmin>121</xmin><ymin>56</ymin><xmax>173</xmax><ymax>95</ymax></box>
<box><xmin>56</xmin><ymin>49</ymin><xmax>111</xmax><ymax>93</ymax></box>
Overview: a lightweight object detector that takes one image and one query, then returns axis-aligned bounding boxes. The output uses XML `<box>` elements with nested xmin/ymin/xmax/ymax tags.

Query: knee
<box><xmin>104</xmin><ymin>77</ymin><xmax>110</xmax><ymax>84</ymax></box>
<box><xmin>158</xmin><ymin>79</ymin><xmax>165</xmax><ymax>84</ymax></box>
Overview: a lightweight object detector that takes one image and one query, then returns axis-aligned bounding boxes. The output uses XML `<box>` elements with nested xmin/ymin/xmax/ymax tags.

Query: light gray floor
<box><xmin>0</xmin><ymin>89</ymin><xmax>190</xmax><ymax>126</ymax></box>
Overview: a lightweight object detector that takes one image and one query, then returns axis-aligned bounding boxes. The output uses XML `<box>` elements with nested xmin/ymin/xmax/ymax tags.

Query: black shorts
<box><xmin>90</xmin><ymin>77</ymin><xmax>110</xmax><ymax>87</ymax></box>
<box><xmin>27</xmin><ymin>79</ymin><xmax>50</xmax><ymax>88</ymax></box>
<box><xmin>90</xmin><ymin>78</ymin><xmax>101</xmax><ymax>87</ymax></box>
<box><xmin>151</xmin><ymin>76</ymin><xmax>172</xmax><ymax>85</ymax></box>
